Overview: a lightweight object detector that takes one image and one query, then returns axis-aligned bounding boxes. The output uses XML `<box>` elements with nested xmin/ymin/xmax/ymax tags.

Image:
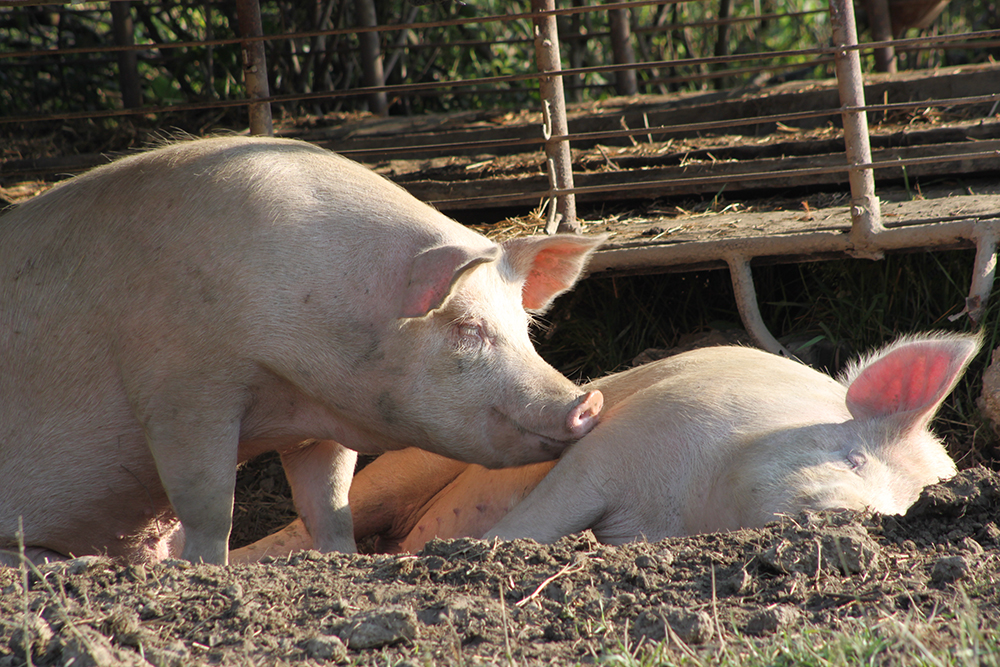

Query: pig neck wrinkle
<box><xmin>489</xmin><ymin>405</ymin><xmax>573</xmax><ymax>450</ymax></box>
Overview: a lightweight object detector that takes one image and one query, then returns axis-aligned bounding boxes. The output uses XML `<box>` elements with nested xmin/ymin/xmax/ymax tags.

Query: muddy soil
<box><xmin>1</xmin><ymin>467</ymin><xmax>998</xmax><ymax>666</ymax></box>
<box><xmin>3</xmin><ymin>94</ymin><xmax>1000</xmax><ymax>667</ymax></box>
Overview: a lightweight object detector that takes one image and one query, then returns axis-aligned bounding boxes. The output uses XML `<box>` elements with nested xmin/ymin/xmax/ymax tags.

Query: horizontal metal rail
<box><xmin>2</xmin><ymin>0</ymin><xmax>996</xmax><ymax>342</ymax></box>
<box><xmin>427</xmin><ymin>150</ymin><xmax>1000</xmax><ymax>208</ymax></box>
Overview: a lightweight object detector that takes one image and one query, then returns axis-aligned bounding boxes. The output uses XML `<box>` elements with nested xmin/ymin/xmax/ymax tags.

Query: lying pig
<box><xmin>232</xmin><ymin>332</ymin><xmax>977</xmax><ymax>560</ymax></box>
<box><xmin>0</xmin><ymin>136</ymin><xmax>604</xmax><ymax>566</ymax></box>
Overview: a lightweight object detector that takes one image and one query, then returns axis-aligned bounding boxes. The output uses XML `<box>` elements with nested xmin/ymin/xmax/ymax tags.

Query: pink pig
<box><xmin>0</xmin><ymin>136</ymin><xmax>603</xmax><ymax>566</ymax></box>
<box><xmin>232</xmin><ymin>332</ymin><xmax>976</xmax><ymax>560</ymax></box>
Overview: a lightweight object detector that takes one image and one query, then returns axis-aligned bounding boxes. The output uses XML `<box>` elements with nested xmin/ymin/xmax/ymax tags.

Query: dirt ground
<box><xmin>3</xmin><ymin>83</ymin><xmax>1000</xmax><ymax>666</ymax></box>
<box><xmin>1</xmin><ymin>465</ymin><xmax>998</xmax><ymax>666</ymax></box>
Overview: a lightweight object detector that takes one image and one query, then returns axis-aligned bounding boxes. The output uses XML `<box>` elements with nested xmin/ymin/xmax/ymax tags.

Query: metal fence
<box><xmin>2</xmin><ymin>0</ymin><xmax>998</xmax><ymax>353</ymax></box>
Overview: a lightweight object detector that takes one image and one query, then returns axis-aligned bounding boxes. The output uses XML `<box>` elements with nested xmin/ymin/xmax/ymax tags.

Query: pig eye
<box><xmin>455</xmin><ymin>321</ymin><xmax>486</xmax><ymax>347</ymax></box>
<box><xmin>459</xmin><ymin>322</ymin><xmax>481</xmax><ymax>338</ymax></box>
<box><xmin>845</xmin><ymin>450</ymin><xmax>866</xmax><ymax>470</ymax></box>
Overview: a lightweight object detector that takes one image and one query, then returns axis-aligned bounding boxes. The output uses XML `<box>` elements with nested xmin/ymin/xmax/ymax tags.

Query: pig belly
<box><xmin>0</xmin><ymin>341</ymin><xmax>177</xmax><ymax>562</ymax></box>
<box><xmin>0</xmin><ymin>429</ymin><xmax>181</xmax><ymax>564</ymax></box>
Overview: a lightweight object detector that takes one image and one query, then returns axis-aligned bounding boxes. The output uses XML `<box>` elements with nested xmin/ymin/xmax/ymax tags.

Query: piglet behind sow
<box><xmin>485</xmin><ymin>332</ymin><xmax>977</xmax><ymax>544</ymax></box>
<box><xmin>0</xmin><ymin>136</ymin><xmax>603</xmax><ymax>566</ymax></box>
<box><xmin>235</xmin><ymin>332</ymin><xmax>977</xmax><ymax>561</ymax></box>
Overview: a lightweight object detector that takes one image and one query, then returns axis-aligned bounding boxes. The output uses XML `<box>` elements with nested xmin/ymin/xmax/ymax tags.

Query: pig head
<box><xmin>0</xmin><ymin>136</ymin><xmax>603</xmax><ymax>566</ymax></box>
<box><xmin>236</xmin><ymin>331</ymin><xmax>977</xmax><ymax>560</ymax></box>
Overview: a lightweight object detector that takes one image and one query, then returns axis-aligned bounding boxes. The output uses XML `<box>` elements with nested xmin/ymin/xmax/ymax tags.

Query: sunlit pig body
<box><xmin>0</xmin><ymin>136</ymin><xmax>603</xmax><ymax>566</ymax></box>
<box><xmin>232</xmin><ymin>332</ymin><xmax>976</xmax><ymax>560</ymax></box>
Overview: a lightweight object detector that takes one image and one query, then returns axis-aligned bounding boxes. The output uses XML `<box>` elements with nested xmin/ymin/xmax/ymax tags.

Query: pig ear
<box><xmin>501</xmin><ymin>234</ymin><xmax>607</xmax><ymax>313</ymax></box>
<box><xmin>399</xmin><ymin>245</ymin><xmax>499</xmax><ymax>318</ymax></box>
<box><xmin>843</xmin><ymin>333</ymin><xmax>981</xmax><ymax>427</ymax></box>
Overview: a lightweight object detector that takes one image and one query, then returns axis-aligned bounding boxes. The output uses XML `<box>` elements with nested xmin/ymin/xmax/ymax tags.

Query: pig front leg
<box><xmin>483</xmin><ymin>439</ymin><xmax>610</xmax><ymax>545</ymax></box>
<box><xmin>280</xmin><ymin>440</ymin><xmax>357</xmax><ymax>553</ymax></box>
<box><xmin>148</xmin><ymin>427</ymin><xmax>241</xmax><ymax>565</ymax></box>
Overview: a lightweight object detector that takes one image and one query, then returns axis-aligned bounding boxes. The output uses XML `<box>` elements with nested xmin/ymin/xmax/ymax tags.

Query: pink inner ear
<box><xmin>399</xmin><ymin>259</ymin><xmax>461</xmax><ymax>318</ymax></box>
<box><xmin>522</xmin><ymin>252</ymin><xmax>573</xmax><ymax>311</ymax></box>
<box><xmin>846</xmin><ymin>346</ymin><xmax>954</xmax><ymax>421</ymax></box>
<box><xmin>520</xmin><ymin>240</ymin><xmax>593</xmax><ymax>311</ymax></box>
<box><xmin>402</xmin><ymin>277</ymin><xmax>450</xmax><ymax>319</ymax></box>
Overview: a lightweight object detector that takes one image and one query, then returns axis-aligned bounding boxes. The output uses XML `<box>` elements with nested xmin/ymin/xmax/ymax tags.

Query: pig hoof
<box><xmin>567</xmin><ymin>390</ymin><xmax>603</xmax><ymax>438</ymax></box>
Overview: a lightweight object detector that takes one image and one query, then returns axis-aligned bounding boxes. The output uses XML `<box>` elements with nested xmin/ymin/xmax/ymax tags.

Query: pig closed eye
<box><xmin>455</xmin><ymin>321</ymin><xmax>487</xmax><ymax>348</ymax></box>
<box><xmin>845</xmin><ymin>450</ymin><xmax>866</xmax><ymax>471</ymax></box>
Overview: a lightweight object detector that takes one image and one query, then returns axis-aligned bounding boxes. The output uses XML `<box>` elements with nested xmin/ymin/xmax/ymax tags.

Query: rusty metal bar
<box><xmin>589</xmin><ymin>216</ymin><xmax>1000</xmax><ymax>328</ymax></box>
<box><xmin>726</xmin><ymin>255</ymin><xmax>792</xmax><ymax>357</ymax></box>
<box><xmin>235</xmin><ymin>0</ymin><xmax>273</xmax><ymax>136</ymax></box>
<box><xmin>428</xmin><ymin>149</ymin><xmax>1000</xmax><ymax>209</ymax></box>
<box><xmin>532</xmin><ymin>0</ymin><xmax>577</xmax><ymax>234</ymax></box>
<box><xmin>830</xmin><ymin>0</ymin><xmax>884</xmax><ymax>260</ymax></box>
<box><xmin>589</xmin><ymin>218</ymin><xmax>1000</xmax><ymax>274</ymax></box>
<box><xmin>2</xmin><ymin>3</ymin><xmax>825</xmax><ymax>60</ymax></box>
<box><xmin>8</xmin><ymin>19</ymin><xmax>995</xmax><ymax>61</ymax></box>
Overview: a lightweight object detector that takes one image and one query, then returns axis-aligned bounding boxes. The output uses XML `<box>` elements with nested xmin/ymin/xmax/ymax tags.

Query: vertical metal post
<box><xmin>355</xmin><ymin>0</ymin><xmax>388</xmax><ymax>116</ymax></box>
<box><xmin>957</xmin><ymin>226</ymin><xmax>998</xmax><ymax>326</ymax></box>
<box><xmin>609</xmin><ymin>8</ymin><xmax>637</xmax><ymax>96</ymax></box>
<box><xmin>726</xmin><ymin>255</ymin><xmax>792</xmax><ymax>358</ymax></box>
<box><xmin>532</xmin><ymin>0</ymin><xmax>578</xmax><ymax>234</ymax></box>
<box><xmin>830</xmin><ymin>0</ymin><xmax>883</xmax><ymax>259</ymax></box>
<box><xmin>236</xmin><ymin>0</ymin><xmax>274</xmax><ymax>136</ymax></box>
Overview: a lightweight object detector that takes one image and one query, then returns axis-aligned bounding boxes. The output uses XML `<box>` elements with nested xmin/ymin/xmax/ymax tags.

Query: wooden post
<box><xmin>609</xmin><ymin>8</ymin><xmax>637</xmax><ymax>96</ymax></box>
<box><xmin>111</xmin><ymin>1</ymin><xmax>141</xmax><ymax>109</ymax></box>
<box><xmin>355</xmin><ymin>0</ymin><xmax>388</xmax><ymax>116</ymax></box>
<box><xmin>713</xmin><ymin>0</ymin><xmax>734</xmax><ymax>89</ymax></box>
<box><xmin>866</xmin><ymin>0</ymin><xmax>897</xmax><ymax>73</ymax></box>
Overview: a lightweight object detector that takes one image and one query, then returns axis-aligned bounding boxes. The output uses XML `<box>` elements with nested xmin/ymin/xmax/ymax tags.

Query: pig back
<box><xmin>0</xmin><ymin>137</ymin><xmax>494</xmax><ymax>413</ymax></box>
<box><xmin>588</xmin><ymin>347</ymin><xmax>853</xmax><ymax>533</ymax></box>
<box><xmin>585</xmin><ymin>345</ymin><xmax>850</xmax><ymax>427</ymax></box>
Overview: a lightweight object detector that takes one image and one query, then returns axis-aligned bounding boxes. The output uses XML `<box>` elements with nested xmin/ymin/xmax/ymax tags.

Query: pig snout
<box><xmin>567</xmin><ymin>390</ymin><xmax>603</xmax><ymax>439</ymax></box>
<box><xmin>485</xmin><ymin>389</ymin><xmax>604</xmax><ymax>468</ymax></box>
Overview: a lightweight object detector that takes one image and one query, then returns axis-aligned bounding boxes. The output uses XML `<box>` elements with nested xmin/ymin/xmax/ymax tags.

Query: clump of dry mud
<box><xmin>2</xmin><ymin>467</ymin><xmax>998</xmax><ymax>667</ymax></box>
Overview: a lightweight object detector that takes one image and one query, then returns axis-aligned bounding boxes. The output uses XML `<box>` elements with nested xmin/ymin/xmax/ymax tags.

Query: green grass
<box><xmin>589</xmin><ymin>598</ymin><xmax>1000</xmax><ymax>667</ymax></box>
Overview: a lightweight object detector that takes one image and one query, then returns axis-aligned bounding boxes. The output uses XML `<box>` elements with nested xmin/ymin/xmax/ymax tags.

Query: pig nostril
<box><xmin>567</xmin><ymin>390</ymin><xmax>603</xmax><ymax>437</ymax></box>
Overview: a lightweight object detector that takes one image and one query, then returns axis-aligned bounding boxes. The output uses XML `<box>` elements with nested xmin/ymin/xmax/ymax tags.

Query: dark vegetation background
<box><xmin>5</xmin><ymin>1</ymin><xmax>1000</xmax><ymax>127</ymax></box>
<box><xmin>3</xmin><ymin>1</ymin><xmax>999</xmax><ymax>474</ymax></box>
